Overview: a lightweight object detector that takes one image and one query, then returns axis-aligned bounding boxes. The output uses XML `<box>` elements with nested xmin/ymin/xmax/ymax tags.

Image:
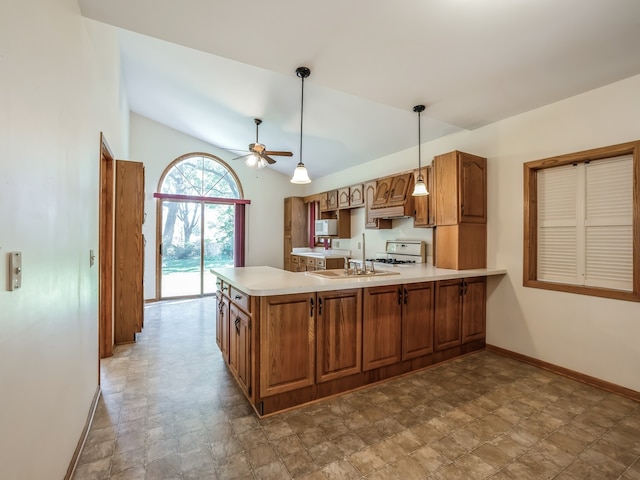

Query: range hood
<box><xmin>369</xmin><ymin>173</ymin><xmax>416</xmax><ymax>219</ymax></box>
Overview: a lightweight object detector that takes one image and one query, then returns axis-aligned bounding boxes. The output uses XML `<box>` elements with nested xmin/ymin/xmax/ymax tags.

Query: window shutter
<box><xmin>584</xmin><ymin>155</ymin><xmax>633</xmax><ymax>291</ymax></box>
<box><xmin>537</xmin><ymin>165</ymin><xmax>579</xmax><ymax>284</ymax></box>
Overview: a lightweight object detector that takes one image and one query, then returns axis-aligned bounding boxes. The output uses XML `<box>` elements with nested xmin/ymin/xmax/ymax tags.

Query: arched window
<box><xmin>154</xmin><ymin>153</ymin><xmax>249</xmax><ymax>298</ymax></box>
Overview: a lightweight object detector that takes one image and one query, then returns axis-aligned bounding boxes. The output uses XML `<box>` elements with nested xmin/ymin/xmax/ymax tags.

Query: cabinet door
<box><xmin>459</xmin><ymin>153</ymin><xmax>487</xmax><ymax>223</ymax></box>
<box><xmin>218</xmin><ymin>296</ymin><xmax>230</xmax><ymax>362</ymax></box>
<box><xmin>364</xmin><ymin>181</ymin><xmax>392</xmax><ymax>229</ymax></box>
<box><xmin>350</xmin><ymin>184</ymin><xmax>364</xmax><ymax>207</ymax></box>
<box><xmin>317</xmin><ymin>289</ymin><xmax>362</xmax><ymax>382</ymax></box>
<box><xmin>338</xmin><ymin>187</ymin><xmax>351</xmax><ymax>209</ymax></box>
<box><xmin>260</xmin><ymin>293</ymin><xmax>315</xmax><ymax>397</ymax></box>
<box><xmin>363</xmin><ymin>285</ymin><xmax>402</xmax><ymax>370</ymax></box>
<box><xmin>413</xmin><ymin>167</ymin><xmax>434</xmax><ymax>228</ymax></box>
<box><xmin>371</xmin><ymin>177</ymin><xmax>393</xmax><ymax>207</ymax></box>
<box><xmin>230</xmin><ymin>304</ymin><xmax>251</xmax><ymax>396</ymax></box>
<box><xmin>434</xmin><ymin>279</ymin><xmax>462</xmax><ymax>351</ymax></box>
<box><xmin>284</xmin><ymin>235</ymin><xmax>293</xmax><ymax>271</ymax></box>
<box><xmin>387</xmin><ymin>173</ymin><xmax>412</xmax><ymax>205</ymax></box>
<box><xmin>284</xmin><ymin>197</ymin><xmax>293</xmax><ymax>232</ymax></box>
<box><xmin>461</xmin><ymin>277</ymin><xmax>486</xmax><ymax>343</ymax></box>
<box><xmin>402</xmin><ymin>282</ymin><xmax>435</xmax><ymax>360</ymax></box>
<box><xmin>433</xmin><ymin>152</ymin><xmax>459</xmax><ymax>226</ymax></box>
<box><xmin>327</xmin><ymin>190</ymin><xmax>339</xmax><ymax>210</ymax></box>
<box><xmin>215</xmin><ymin>291</ymin><xmax>222</xmax><ymax>349</ymax></box>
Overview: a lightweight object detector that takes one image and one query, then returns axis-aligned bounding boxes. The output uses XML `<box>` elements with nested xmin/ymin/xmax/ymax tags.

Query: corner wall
<box><xmin>0</xmin><ymin>1</ymin><xmax>128</xmax><ymax>477</ymax></box>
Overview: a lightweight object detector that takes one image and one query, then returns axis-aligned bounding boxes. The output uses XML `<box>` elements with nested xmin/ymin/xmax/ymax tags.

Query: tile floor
<box><xmin>73</xmin><ymin>297</ymin><xmax>640</xmax><ymax>480</ymax></box>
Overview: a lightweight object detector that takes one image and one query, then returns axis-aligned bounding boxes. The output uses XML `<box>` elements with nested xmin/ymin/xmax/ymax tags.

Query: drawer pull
<box><xmin>235</xmin><ymin>294</ymin><xmax>242</xmax><ymax>300</ymax></box>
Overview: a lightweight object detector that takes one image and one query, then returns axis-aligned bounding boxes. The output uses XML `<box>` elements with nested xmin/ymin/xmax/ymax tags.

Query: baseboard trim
<box><xmin>65</xmin><ymin>386</ymin><xmax>101</xmax><ymax>480</ymax></box>
<box><xmin>486</xmin><ymin>344</ymin><xmax>640</xmax><ymax>403</ymax></box>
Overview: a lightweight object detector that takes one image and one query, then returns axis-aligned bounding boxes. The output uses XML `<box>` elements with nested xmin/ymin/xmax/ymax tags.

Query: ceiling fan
<box><xmin>234</xmin><ymin>118</ymin><xmax>293</xmax><ymax>169</ymax></box>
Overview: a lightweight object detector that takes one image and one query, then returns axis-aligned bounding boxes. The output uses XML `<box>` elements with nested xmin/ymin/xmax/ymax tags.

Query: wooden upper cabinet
<box><xmin>413</xmin><ymin>166</ymin><xmax>435</xmax><ymax>228</ymax></box>
<box><xmin>433</xmin><ymin>151</ymin><xmax>486</xmax><ymax>225</ymax></box>
<box><xmin>326</xmin><ymin>190</ymin><xmax>338</xmax><ymax>211</ymax></box>
<box><xmin>349</xmin><ymin>184</ymin><xmax>364</xmax><ymax>207</ymax></box>
<box><xmin>319</xmin><ymin>192</ymin><xmax>329</xmax><ymax>212</ymax></box>
<box><xmin>338</xmin><ymin>187</ymin><xmax>351</xmax><ymax>209</ymax></box>
<box><xmin>364</xmin><ymin>181</ymin><xmax>392</xmax><ymax>229</ymax></box>
<box><xmin>372</xmin><ymin>176</ymin><xmax>393</xmax><ymax>207</ymax></box>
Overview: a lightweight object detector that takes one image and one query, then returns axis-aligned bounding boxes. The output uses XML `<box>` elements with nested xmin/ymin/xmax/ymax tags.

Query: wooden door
<box><xmin>327</xmin><ymin>190</ymin><xmax>339</xmax><ymax>210</ymax></box>
<box><xmin>387</xmin><ymin>173</ymin><xmax>412</xmax><ymax>205</ymax></box>
<box><xmin>350</xmin><ymin>184</ymin><xmax>364</xmax><ymax>207</ymax></box>
<box><xmin>260</xmin><ymin>293</ymin><xmax>315</xmax><ymax>397</ymax></box>
<box><xmin>434</xmin><ymin>151</ymin><xmax>458</xmax><ymax>226</ymax></box>
<box><xmin>230</xmin><ymin>303</ymin><xmax>251</xmax><ymax>395</ymax></box>
<box><xmin>459</xmin><ymin>152</ymin><xmax>487</xmax><ymax>223</ymax></box>
<box><xmin>317</xmin><ymin>289</ymin><xmax>362</xmax><ymax>383</ymax></box>
<box><xmin>338</xmin><ymin>187</ymin><xmax>351</xmax><ymax>209</ymax></box>
<box><xmin>114</xmin><ymin>160</ymin><xmax>144</xmax><ymax>344</ymax></box>
<box><xmin>364</xmin><ymin>181</ymin><xmax>391</xmax><ymax>229</ymax></box>
<box><xmin>218</xmin><ymin>295</ymin><xmax>230</xmax><ymax>363</ymax></box>
<box><xmin>461</xmin><ymin>277</ymin><xmax>486</xmax><ymax>343</ymax></box>
<box><xmin>363</xmin><ymin>285</ymin><xmax>402</xmax><ymax>370</ymax></box>
<box><xmin>372</xmin><ymin>177</ymin><xmax>393</xmax><ymax>207</ymax></box>
<box><xmin>402</xmin><ymin>282</ymin><xmax>435</xmax><ymax>360</ymax></box>
<box><xmin>434</xmin><ymin>279</ymin><xmax>462</xmax><ymax>351</ymax></box>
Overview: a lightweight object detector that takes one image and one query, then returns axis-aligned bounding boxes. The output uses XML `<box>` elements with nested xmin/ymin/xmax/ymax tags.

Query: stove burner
<box><xmin>366</xmin><ymin>258</ymin><xmax>416</xmax><ymax>265</ymax></box>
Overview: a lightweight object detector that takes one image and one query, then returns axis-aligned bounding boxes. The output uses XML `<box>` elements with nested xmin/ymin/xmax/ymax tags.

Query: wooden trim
<box><xmin>98</xmin><ymin>133</ymin><xmax>114</xmax><ymax>358</ymax></box>
<box><xmin>65</xmin><ymin>386</ymin><xmax>101</xmax><ymax>480</ymax></box>
<box><xmin>523</xmin><ymin>140</ymin><xmax>640</xmax><ymax>302</ymax></box>
<box><xmin>153</xmin><ymin>192</ymin><xmax>251</xmax><ymax>205</ymax></box>
<box><xmin>486</xmin><ymin>344</ymin><xmax>640</xmax><ymax>403</ymax></box>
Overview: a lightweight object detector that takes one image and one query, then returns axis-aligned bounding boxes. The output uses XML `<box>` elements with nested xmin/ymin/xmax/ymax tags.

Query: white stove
<box><xmin>367</xmin><ymin>240</ymin><xmax>426</xmax><ymax>266</ymax></box>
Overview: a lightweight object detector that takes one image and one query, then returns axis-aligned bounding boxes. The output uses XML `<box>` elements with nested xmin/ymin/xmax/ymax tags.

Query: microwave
<box><xmin>315</xmin><ymin>219</ymin><xmax>338</xmax><ymax>236</ymax></box>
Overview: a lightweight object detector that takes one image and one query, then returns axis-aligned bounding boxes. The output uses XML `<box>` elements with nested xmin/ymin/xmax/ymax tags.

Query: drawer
<box><xmin>315</xmin><ymin>258</ymin><xmax>326</xmax><ymax>269</ymax></box>
<box><xmin>230</xmin><ymin>286</ymin><xmax>250</xmax><ymax>312</ymax></box>
<box><xmin>306</xmin><ymin>257</ymin><xmax>316</xmax><ymax>267</ymax></box>
<box><xmin>216</xmin><ymin>279</ymin><xmax>228</xmax><ymax>295</ymax></box>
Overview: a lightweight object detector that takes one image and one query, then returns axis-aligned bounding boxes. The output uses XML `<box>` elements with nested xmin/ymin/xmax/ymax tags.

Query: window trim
<box><xmin>523</xmin><ymin>140</ymin><xmax>640</xmax><ymax>302</ymax></box>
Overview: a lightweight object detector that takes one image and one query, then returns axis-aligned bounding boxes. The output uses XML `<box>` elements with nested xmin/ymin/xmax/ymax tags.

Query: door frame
<box><xmin>99</xmin><ymin>133</ymin><xmax>114</xmax><ymax>358</ymax></box>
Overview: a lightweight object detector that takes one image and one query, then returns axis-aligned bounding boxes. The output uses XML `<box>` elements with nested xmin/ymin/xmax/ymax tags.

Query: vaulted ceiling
<box><xmin>78</xmin><ymin>0</ymin><xmax>640</xmax><ymax>179</ymax></box>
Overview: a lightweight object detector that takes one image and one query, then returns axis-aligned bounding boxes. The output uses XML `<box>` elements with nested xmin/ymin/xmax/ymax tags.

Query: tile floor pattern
<box><xmin>73</xmin><ymin>297</ymin><xmax>640</xmax><ymax>480</ymax></box>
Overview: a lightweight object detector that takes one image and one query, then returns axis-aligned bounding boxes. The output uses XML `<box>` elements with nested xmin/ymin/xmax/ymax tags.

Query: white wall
<box><xmin>128</xmin><ymin>114</ymin><xmax>305</xmax><ymax>300</ymax></box>
<box><xmin>309</xmin><ymin>75</ymin><xmax>640</xmax><ymax>393</ymax></box>
<box><xmin>0</xmin><ymin>1</ymin><xmax>128</xmax><ymax>478</ymax></box>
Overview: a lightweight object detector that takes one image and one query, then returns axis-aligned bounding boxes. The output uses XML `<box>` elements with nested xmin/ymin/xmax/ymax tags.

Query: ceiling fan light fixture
<box><xmin>411</xmin><ymin>104</ymin><xmax>429</xmax><ymax>197</ymax></box>
<box><xmin>291</xmin><ymin>66</ymin><xmax>312</xmax><ymax>184</ymax></box>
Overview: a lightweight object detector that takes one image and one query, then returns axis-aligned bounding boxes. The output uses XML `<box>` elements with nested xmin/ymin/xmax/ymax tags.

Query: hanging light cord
<box><xmin>298</xmin><ymin>73</ymin><xmax>305</xmax><ymax>166</ymax></box>
<box><xmin>414</xmin><ymin>104</ymin><xmax>425</xmax><ymax>178</ymax></box>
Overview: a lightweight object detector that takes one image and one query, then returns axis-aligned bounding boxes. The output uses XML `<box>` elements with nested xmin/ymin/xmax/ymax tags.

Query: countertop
<box><xmin>291</xmin><ymin>248</ymin><xmax>351</xmax><ymax>259</ymax></box>
<box><xmin>212</xmin><ymin>265</ymin><xmax>507</xmax><ymax>296</ymax></box>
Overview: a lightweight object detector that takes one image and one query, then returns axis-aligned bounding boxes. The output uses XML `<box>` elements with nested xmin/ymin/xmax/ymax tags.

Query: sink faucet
<box><xmin>362</xmin><ymin>233</ymin><xmax>366</xmax><ymax>272</ymax></box>
<box><xmin>343</xmin><ymin>256</ymin><xmax>350</xmax><ymax>275</ymax></box>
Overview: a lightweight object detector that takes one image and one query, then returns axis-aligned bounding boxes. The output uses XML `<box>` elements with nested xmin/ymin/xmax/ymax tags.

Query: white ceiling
<box><xmin>78</xmin><ymin>0</ymin><xmax>640</xmax><ymax>179</ymax></box>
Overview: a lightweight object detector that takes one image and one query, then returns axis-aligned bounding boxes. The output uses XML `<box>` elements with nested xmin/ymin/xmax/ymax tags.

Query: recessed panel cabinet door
<box><xmin>363</xmin><ymin>285</ymin><xmax>402</xmax><ymax>370</ymax></box>
<box><xmin>260</xmin><ymin>293</ymin><xmax>315</xmax><ymax>397</ymax></box>
<box><xmin>434</xmin><ymin>279</ymin><xmax>462</xmax><ymax>351</ymax></box>
<box><xmin>461</xmin><ymin>277</ymin><xmax>486</xmax><ymax>343</ymax></box>
<box><xmin>317</xmin><ymin>289</ymin><xmax>362</xmax><ymax>382</ymax></box>
<box><xmin>402</xmin><ymin>282</ymin><xmax>435</xmax><ymax>360</ymax></box>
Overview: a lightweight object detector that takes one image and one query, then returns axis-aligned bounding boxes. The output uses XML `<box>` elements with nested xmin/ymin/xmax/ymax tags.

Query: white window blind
<box><xmin>537</xmin><ymin>155</ymin><xmax>633</xmax><ymax>291</ymax></box>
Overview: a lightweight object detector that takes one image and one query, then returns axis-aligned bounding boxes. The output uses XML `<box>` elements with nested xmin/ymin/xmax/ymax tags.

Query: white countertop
<box><xmin>211</xmin><ymin>265</ymin><xmax>507</xmax><ymax>296</ymax></box>
<box><xmin>291</xmin><ymin>248</ymin><xmax>351</xmax><ymax>259</ymax></box>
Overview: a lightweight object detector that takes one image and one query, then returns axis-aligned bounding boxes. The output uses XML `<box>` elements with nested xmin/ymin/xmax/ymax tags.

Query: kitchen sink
<box><xmin>306</xmin><ymin>269</ymin><xmax>400</xmax><ymax>279</ymax></box>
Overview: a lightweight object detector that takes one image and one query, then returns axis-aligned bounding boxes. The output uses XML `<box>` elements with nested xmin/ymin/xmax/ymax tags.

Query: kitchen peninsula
<box><xmin>213</xmin><ymin>264</ymin><xmax>506</xmax><ymax>416</ymax></box>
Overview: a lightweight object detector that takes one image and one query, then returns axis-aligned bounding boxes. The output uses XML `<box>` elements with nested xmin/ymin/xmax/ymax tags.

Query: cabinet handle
<box><xmin>403</xmin><ymin>288</ymin><xmax>408</xmax><ymax>305</ymax></box>
<box><xmin>310</xmin><ymin>297</ymin><xmax>314</xmax><ymax>317</ymax></box>
<box><xmin>461</xmin><ymin>204</ymin><xmax>465</xmax><ymax>215</ymax></box>
<box><xmin>235</xmin><ymin>294</ymin><xmax>242</xmax><ymax>300</ymax></box>
<box><xmin>463</xmin><ymin>280</ymin><xmax>468</xmax><ymax>296</ymax></box>
<box><xmin>398</xmin><ymin>288</ymin><xmax>402</xmax><ymax>305</ymax></box>
<box><xmin>235</xmin><ymin>317</ymin><xmax>240</xmax><ymax>334</ymax></box>
<box><xmin>318</xmin><ymin>297</ymin><xmax>323</xmax><ymax>315</ymax></box>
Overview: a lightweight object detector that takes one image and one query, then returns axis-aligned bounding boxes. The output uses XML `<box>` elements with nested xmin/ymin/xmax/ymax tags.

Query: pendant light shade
<box><xmin>291</xmin><ymin>67</ymin><xmax>312</xmax><ymax>184</ymax></box>
<box><xmin>412</xmin><ymin>104</ymin><xmax>429</xmax><ymax>197</ymax></box>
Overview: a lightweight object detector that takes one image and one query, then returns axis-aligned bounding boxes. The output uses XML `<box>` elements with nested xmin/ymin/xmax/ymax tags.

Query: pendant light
<box><xmin>412</xmin><ymin>104</ymin><xmax>429</xmax><ymax>196</ymax></box>
<box><xmin>291</xmin><ymin>67</ymin><xmax>312</xmax><ymax>184</ymax></box>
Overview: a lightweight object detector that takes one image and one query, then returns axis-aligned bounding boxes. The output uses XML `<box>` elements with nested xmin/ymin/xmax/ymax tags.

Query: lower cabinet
<box><xmin>363</xmin><ymin>282</ymin><xmax>435</xmax><ymax>370</ymax></box>
<box><xmin>434</xmin><ymin>277</ymin><xmax>486</xmax><ymax>351</ymax></box>
<box><xmin>216</xmin><ymin>290</ymin><xmax>230</xmax><ymax>363</ymax></box>
<box><xmin>260</xmin><ymin>293</ymin><xmax>315</xmax><ymax>397</ymax></box>
<box><xmin>316</xmin><ymin>289</ymin><xmax>362</xmax><ymax>383</ymax></box>
<box><xmin>229</xmin><ymin>303</ymin><xmax>251</xmax><ymax>395</ymax></box>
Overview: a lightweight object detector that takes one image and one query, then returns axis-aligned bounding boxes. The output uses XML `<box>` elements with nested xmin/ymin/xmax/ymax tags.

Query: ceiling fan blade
<box><xmin>263</xmin><ymin>155</ymin><xmax>277</xmax><ymax>165</ymax></box>
<box><xmin>264</xmin><ymin>151</ymin><xmax>293</xmax><ymax>157</ymax></box>
<box><xmin>232</xmin><ymin>153</ymin><xmax>253</xmax><ymax>162</ymax></box>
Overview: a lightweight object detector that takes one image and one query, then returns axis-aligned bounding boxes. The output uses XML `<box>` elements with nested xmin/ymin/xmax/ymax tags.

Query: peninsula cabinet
<box><xmin>434</xmin><ymin>277</ymin><xmax>486</xmax><ymax>351</ymax></box>
<box><xmin>363</xmin><ymin>282</ymin><xmax>435</xmax><ymax>370</ymax></box>
<box><xmin>316</xmin><ymin>289</ymin><xmax>362</xmax><ymax>383</ymax></box>
<box><xmin>260</xmin><ymin>293</ymin><xmax>315</xmax><ymax>397</ymax></box>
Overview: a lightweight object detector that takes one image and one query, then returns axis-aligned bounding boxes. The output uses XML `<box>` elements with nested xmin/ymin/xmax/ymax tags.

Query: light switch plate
<box><xmin>9</xmin><ymin>251</ymin><xmax>22</xmax><ymax>291</ymax></box>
